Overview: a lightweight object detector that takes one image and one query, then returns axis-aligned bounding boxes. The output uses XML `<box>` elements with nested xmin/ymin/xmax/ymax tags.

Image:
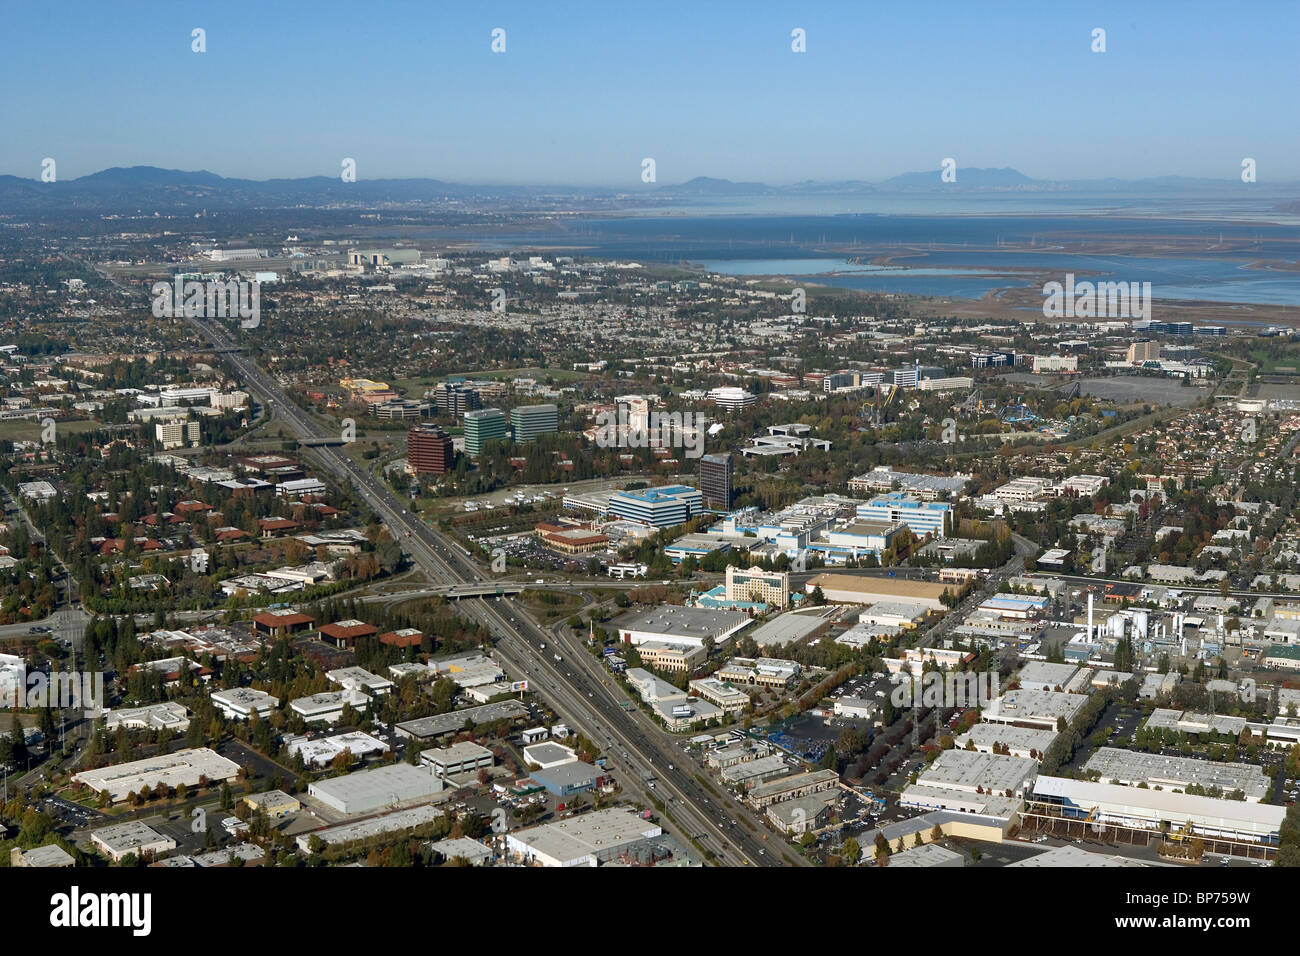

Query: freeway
<box><xmin>183</xmin><ymin>315</ymin><xmax>790</xmax><ymax>865</ymax></box>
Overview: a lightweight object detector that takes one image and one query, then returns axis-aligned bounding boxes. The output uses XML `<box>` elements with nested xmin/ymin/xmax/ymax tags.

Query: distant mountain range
<box><xmin>0</xmin><ymin>165</ymin><xmax>1290</xmax><ymax>213</ymax></box>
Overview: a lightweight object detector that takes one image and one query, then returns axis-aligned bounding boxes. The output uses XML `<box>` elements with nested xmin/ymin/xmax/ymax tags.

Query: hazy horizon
<box><xmin>2</xmin><ymin>0</ymin><xmax>1297</xmax><ymax>185</ymax></box>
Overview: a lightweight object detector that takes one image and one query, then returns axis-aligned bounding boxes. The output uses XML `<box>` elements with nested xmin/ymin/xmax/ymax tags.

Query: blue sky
<box><xmin>1</xmin><ymin>0</ymin><xmax>1296</xmax><ymax>184</ymax></box>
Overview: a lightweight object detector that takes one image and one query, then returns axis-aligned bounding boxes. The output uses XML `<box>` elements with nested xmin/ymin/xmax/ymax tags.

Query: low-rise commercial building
<box><xmin>91</xmin><ymin>821</ymin><xmax>178</xmax><ymax>862</ymax></box>
<box><xmin>1082</xmin><ymin>747</ymin><xmax>1269</xmax><ymax>802</ymax></box>
<box><xmin>210</xmin><ymin>687</ymin><xmax>280</xmax><ymax>720</ymax></box>
<box><xmin>505</xmin><ymin>809</ymin><xmax>662</xmax><ymax>867</ymax></box>
<box><xmin>307</xmin><ymin>763</ymin><xmax>445</xmax><ymax>816</ymax></box>
<box><xmin>747</xmin><ymin>769</ymin><xmax>839</xmax><ymax>808</ymax></box>
<box><xmin>767</xmin><ymin>792</ymin><xmax>836</xmax><ymax>834</ymax></box>
<box><xmin>74</xmin><ymin>748</ymin><xmax>240</xmax><ymax>803</ymax></box>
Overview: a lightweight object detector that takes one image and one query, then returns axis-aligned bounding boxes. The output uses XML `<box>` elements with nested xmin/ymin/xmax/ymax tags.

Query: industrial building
<box><xmin>1016</xmin><ymin>661</ymin><xmax>1081</xmax><ymax>692</ymax></box>
<box><xmin>295</xmin><ymin>805</ymin><xmax>445</xmax><ymax>851</ymax></box>
<box><xmin>721</xmin><ymin>754</ymin><xmax>792</xmax><ymax>790</ymax></box>
<box><xmin>307</xmin><ymin>763</ymin><xmax>445</xmax><ymax>815</ymax></box>
<box><xmin>953</xmin><ymin>723</ymin><xmax>1058</xmax><ymax>759</ymax></box>
<box><xmin>428</xmin><ymin>837</ymin><xmax>493</xmax><ymax>865</ymax></box>
<box><xmin>505</xmin><ymin>808</ymin><xmax>662</xmax><ymax>867</ymax></box>
<box><xmin>1008</xmin><ymin>844</ymin><xmax>1153</xmax><ymax>867</ymax></box>
<box><xmin>613</xmin><ymin>604</ymin><xmax>753</xmax><ymax>650</ymax></box>
<box><xmin>804</xmin><ymin>573</ymin><xmax>951</xmax><ymax>610</ymax></box>
<box><xmin>980</xmin><ymin>689</ymin><xmax>1088</xmax><ymax>730</ymax></box>
<box><xmin>394</xmin><ymin>700</ymin><xmax>529</xmax><ymax>741</ymax></box>
<box><xmin>289</xmin><ymin>689</ymin><xmax>370</xmax><ymax>723</ymax></box>
<box><xmin>531</xmin><ymin>761</ymin><xmax>606</xmax><ymax>797</ymax></box>
<box><xmin>1082</xmin><ymin>747</ymin><xmax>1269</xmax><ymax>802</ymax></box>
<box><xmin>1029</xmin><ymin>776</ymin><xmax>1286</xmax><ymax>846</ymax></box>
<box><xmin>10</xmin><ymin>844</ymin><xmax>76</xmax><ymax>867</ymax></box>
<box><xmin>73</xmin><ymin>747</ymin><xmax>241</xmax><ymax>803</ymax></box>
<box><xmin>885</xmin><ymin>842</ymin><xmax>966</xmax><ymax>867</ymax></box>
<box><xmin>913</xmin><ymin>749</ymin><xmax>1039</xmax><ymax>799</ymax></box>
<box><xmin>243</xmin><ymin>790</ymin><xmax>301</xmax><ymax>817</ymax></box>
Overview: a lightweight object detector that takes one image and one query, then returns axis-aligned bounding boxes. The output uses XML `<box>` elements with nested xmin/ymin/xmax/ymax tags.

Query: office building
<box><xmin>155</xmin><ymin>419</ymin><xmax>200</xmax><ymax>449</ymax></box>
<box><xmin>431</xmin><ymin>381</ymin><xmax>482</xmax><ymax>418</ymax></box>
<box><xmin>510</xmin><ymin>404</ymin><xmax>559</xmax><ymax>443</ymax></box>
<box><xmin>91</xmin><ymin>821</ymin><xmax>178</xmax><ymax>862</ymax></box>
<box><xmin>1127</xmin><ymin>340</ymin><xmax>1161</xmax><ymax>364</ymax></box>
<box><xmin>858</xmin><ymin>493</ymin><xmax>951</xmax><ymax>539</ymax></box>
<box><xmin>724</xmin><ymin>566</ymin><xmax>789</xmax><ymax>608</ymax></box>
<box><xmin>463</xmin><ymin>408</ymin><xmax>507</xmax><ymax>456</ymax></box>
<box><xmin>420</xmin><ymin>741</ymin><xmax>495</xmax><ymax>778</ymax></box>
<box><xmin>699</xmin><ymin>453</ymin><xmax>733</xmax><ymax>510</ymax></box>
<box><xmin>607</xmin><ymin>484</ymin><xmax>702</xmax><ymax>527</ymax></box>
<box><xmin>407</xmin><ymin>425</ymin><xmax>454</xmax><ymax>475</ymax></box>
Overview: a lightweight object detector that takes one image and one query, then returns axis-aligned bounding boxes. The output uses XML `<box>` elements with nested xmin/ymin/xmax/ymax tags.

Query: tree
<box><xmin>841</xmin><ymin>837</ymin><xmax>860</xmax><ymax>865</ymax></box>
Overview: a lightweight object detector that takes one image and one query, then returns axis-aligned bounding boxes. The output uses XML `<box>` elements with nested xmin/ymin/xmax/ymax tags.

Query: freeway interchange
<box><xmin>187</xmin><ymin>315</ymin><xmax>795</xmax><ymax>867</ymax></box>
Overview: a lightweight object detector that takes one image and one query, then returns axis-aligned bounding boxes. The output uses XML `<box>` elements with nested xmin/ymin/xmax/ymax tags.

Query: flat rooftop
<box><xmin>395</xmin><ymin>700</ymin><xmax>529</xmax><ymax>739</ymax></box>
<box><xmin>309</xmin><ymin>763</ymin><xmax>443</xmax><ymax>812</ymax></box>
<box><xmin>1017</xmin><ymin>661</ymin><xmax>1081</xmax><ymax>688</ymax></box>
<box><xmin>1008</xmin><ymin>844</ymin><xmax>1154</xmax><ymax>867</ymax></box>
<box><xmin>748</xmin><ymin>608</ymin><xmax>836</xmax><ymax>648</ymax></box>
<box><xmin>1082</xmin><ymin>747</ymin><xmax>1269</xmax><ymax>801</ymax></box>
<box><xmin>954</xmin><ymin>723</ymin><xmax>1058</xmax><ymax>754</ymax></box>
<box><xmin>917</xmin><ymin>749</ymin><xmax>1038</xmax><ymax>794</ymax></box>
<box><xmin>612</xmin><ymin>605</ymin><xmax>752</xmax><ymax>639</ymax></box>
<box><xmin>507</xmin><ymin>808</ymin><xmax>661</xmax><ymax>864</ymax></box>
<box><xmin>74</xmin><ymin>747</ymin><xmax>240</xmax><ymax>801</ymax></box>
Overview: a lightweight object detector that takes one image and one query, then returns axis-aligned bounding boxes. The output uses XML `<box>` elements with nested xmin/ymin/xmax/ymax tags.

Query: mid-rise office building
<box><xmin>464</xmin><ymin>408</ymin><xmax>507</xmax><ymax>456</ymax></box>
<box><xmin>858</xmin><ymin>493</ymin><xmax>951</xmax><ymax>539</ymax></box>
<box><xmin>699</xmin><ymin>453</ymin><xmax>733</xmax><ymax>511</ymax></box>
<box><xmin>408</xmin><ymin>425</ymin><xmax>454</xmax><ymax>475</ymax></box>
<box><xmin>1127</xmin><ymin>340</ymin><xmax>1161</xmax><ymax>364</ymax></box>
<box><xmin>608</xmin><ymin>484</ymin><xmax>702</xmax><ymax>527</ymax></box>
<box><xmin>431</xmin><ymin>381</ymin><xmax>482</xmax><ymax>419</ymax></box>
<box><xmin>510</xmin><ymin>404</ymin><xmax>559</xmax><ymax>443</ymax></box>
<box><xmin>725</xmin><ymin>566</ymin><xmax>790</xmax><ymax>608</ymax></box>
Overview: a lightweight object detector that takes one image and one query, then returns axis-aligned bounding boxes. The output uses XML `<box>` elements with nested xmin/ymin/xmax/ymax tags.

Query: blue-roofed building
<box><xmin>857</xmin><ymin>493</ymin><xmax>951</xmax><ymax>539</ymax></box>
<box><xmin>608</xmin><ymin>485</ymin><xmax>703</xmax><ymax>528</ymax></box>
<box><xmin>530</xmin><ymin>761</ymin><xmax>607</xmax><ymax>797</ymax></box>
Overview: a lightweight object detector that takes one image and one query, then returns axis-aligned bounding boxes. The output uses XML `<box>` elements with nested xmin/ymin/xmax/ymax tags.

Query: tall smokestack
<box><xmin>1087</xmin><ymin>592</ymin><xmax>1094</xmax><ymax>642</ymax></box>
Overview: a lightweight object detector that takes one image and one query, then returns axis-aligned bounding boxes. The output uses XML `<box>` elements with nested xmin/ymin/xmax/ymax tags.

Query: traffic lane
<box><xmin>488</xmin><ymin>618</ymin><xmax>762</xmax><ymax>865</ymax></box>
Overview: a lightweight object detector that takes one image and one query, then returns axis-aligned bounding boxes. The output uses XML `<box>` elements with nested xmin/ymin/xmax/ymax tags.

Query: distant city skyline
<box><xmin>2</xmin><ymin>0</ymin><xmax>1296</xmax><ymax>185</ymax></box>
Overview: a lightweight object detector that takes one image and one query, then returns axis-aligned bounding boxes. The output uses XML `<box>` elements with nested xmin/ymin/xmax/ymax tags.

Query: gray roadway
<box><xmin>180</xmin><ymin>314</ymin><xmax>797</xmax><ymax>866</ymax></box>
